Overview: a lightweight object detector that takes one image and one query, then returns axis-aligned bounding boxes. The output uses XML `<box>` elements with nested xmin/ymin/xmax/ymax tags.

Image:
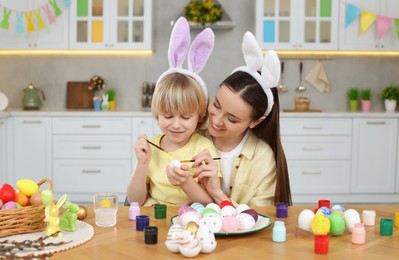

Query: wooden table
<box><xmin>54</xmin><ymin>205</ymin><xmax>399</xmax><ymax>259</ymax></box>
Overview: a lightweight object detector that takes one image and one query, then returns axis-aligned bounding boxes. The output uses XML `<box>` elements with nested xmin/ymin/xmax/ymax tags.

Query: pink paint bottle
<box><xmin>352</xmin><ymin>223</ymin><xmax>366</xmax><ymax>244</ymax></box>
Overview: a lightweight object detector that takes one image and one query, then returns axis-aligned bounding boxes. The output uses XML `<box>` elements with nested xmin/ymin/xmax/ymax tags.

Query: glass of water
<box><xmin>94</xmin><ymin>193</ymin><xmax>118</xmax><ymax>227</ymax></box>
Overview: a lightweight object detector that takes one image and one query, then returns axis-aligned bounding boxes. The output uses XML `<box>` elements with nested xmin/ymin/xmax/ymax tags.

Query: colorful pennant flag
<box><xmin>345</xmin><ymin>4</ymin><xmax>361</xmax><ymax>28</ymax></box>
<box><xmin>360</xmin><ymin>11</ymin><xmax>377</xmax><ymax>35</ymax></box>
<box><xmin>377</xmin><ymin>16</ymin><xmax>394</xmax><ymax>40</ymax></box>
<box><xmin>395</xmin><ymin>19</ymin><xmax>399</xmax><ymax>39</ymax></box>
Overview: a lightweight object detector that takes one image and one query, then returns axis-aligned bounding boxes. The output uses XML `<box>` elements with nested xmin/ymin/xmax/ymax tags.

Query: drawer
<box><xmin>288</xmin><ymin>160</ymin><xmax>350</xmax><ymax>194</ymax></box>
<box><xmin>53</xmin><ymin>135</ymin><xmax>131</xmax><ymax>159</ymax></box>
<box><xmin>53</xmin><ymin>117</ymin><xmax>131</xmax><ymax>134</ymax></box>
<box><xmin>53</xmin><ymin>159</ymin><xmax>131</xmax><ymax>193</ymax></box>
<box><xmin>281</xmin><ymin>118</ymin><xmax>352</xmax><ymax>135</ymax></box>
<box><xmin>282</xmin><ymin>136</ymin><xmax>351</xmax><ymax>160</ymax></box>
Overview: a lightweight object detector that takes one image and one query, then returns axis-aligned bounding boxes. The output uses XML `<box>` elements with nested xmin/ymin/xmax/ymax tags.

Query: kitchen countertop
<box><xmin>1</xmin><ymin>108</ymin><xmax>399</xmax><ymax>118</ymax></box>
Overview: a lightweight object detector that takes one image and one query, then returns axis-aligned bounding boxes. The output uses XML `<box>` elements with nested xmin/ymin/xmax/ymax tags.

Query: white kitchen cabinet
<box><xmin>0</xmin><ymin>118</ymin><xmax>9</xmax><ymax>183</ymax></box>
<box><xmin>339</xmin><ymin>0</ymin><xmax>399</xmax><ymax>50</ymax></box>
<box><xmin>12</xmin><ymin>117</ymin><xmax>52</xmax><ymax>183</ymax></box>
<box><xmin>281</xmin><ymin>118</ymin><xmax>352</xmax><ymax>203</ymax></box>
<box><xmin>256</xmin><ymin>0</ymin><xmax>339</xmax><ymax>50</ymax></box>
<box><xmin>52</xmin><ymin>117</ymin><xmax>132</xmax><ymax>202</ymax></box>
<box><xmin>0</xmin><ymin>0</ymin><xmax>69</xmax><ymax>50</ymax></box>
<box><xmin>69</xmin><ymin>0</ymin><xmax>152</xmax><ymax>50</ymax></box>
<box><xmin>351</xmin><ymin>118</ymin><xmax>397</xmax><ymax>193</ymax></box>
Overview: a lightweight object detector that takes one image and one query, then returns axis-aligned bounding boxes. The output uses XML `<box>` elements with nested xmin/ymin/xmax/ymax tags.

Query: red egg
<box><xmin>0</xmin><ymin>184</ymin><xmax>16</xmax><ymax>203</ymax></box>
<box><xmin>241</xmin><ymin>209</ymin><xmax>259</xmax><ymax>222</ymax></box>
<box><xmin>219</xmin><ymin>200</ymin><xmax>234</xmax><ymax>209</ymax></box>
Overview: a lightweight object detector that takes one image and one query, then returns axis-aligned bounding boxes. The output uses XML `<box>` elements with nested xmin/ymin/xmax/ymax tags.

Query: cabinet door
<box><xmin>13</xmin><ymin>117</ymin><xmax>52</xmax><ymax>183</ymax></box>
<box><xmin>351</xmin><ymin>118</ymin><xmax>397</xmax><ymax>193</ymax></box>
<box><xmin>70</xmin><ymin>0</ymin><xmax>152</xmax><ymax>50</ymax></box>
<box><xmin>0</xmin><ymin>118</ymin><xmax>8</xmax><ymax>183</ymax></box>
<box><xmin>256</xmin><ymin>0</ymin><xmax>338</xmax><ymax>50</ymax></box>
<box><xmin>339</xmin><ymin>0</ymin><xmax>399</xmax><ymax>50</ymax></box>
<box><xmin>0</xmin><ymin>0</ymin><xmax>69</xmax><ymax>50</ymax></box>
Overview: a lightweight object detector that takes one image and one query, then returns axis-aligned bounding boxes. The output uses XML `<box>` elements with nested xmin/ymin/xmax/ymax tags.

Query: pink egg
<box><xmin>241</xmin><ymin>209</ymin><xmax>258</xmax><ymax>222</ymax></box>
<box><xmin>1</xmin><ymin>201</ymin><xmax>17</xmax><ymax>210</ymax></box>
<box><xmin>222</xmin><ymin>215</ymin><xmax>241</xmax><ymax>232</ymax></box>
<box><xmin>178</xmin><ymin>205</ymin><xmax>195</xmax><ymax>216</ymax></box>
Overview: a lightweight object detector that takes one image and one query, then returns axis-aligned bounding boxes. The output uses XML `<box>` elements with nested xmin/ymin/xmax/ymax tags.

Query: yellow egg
<box><xmin>16</xmin><ymin>179</ymin><xmax>38</xmax><ymax>197</ymax></box>
<box><xmin>101</xmin><ymin>199</ymin><xmax>111</xmax><ymax>207</ymax></box>
<box><xmin>311</xmin><ymin>214</ymin><xmax>330</xmax><ymax>235</ymax></box>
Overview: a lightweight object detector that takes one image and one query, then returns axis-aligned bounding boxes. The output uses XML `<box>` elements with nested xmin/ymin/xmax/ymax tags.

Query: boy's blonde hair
<box><xmin>151</xmin><ymin>73</ymin><xmax>208</xmax><ymax>128</ymax></box>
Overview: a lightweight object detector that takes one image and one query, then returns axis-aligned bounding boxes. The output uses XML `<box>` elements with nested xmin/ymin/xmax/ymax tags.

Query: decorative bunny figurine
<box><xmin>59</xmin><ymin>201</ymin><xmax>80</xmax><ymax>232</ymax></box>
<box><xmin>44</xmin><ymin>194</ymin><xmax>67</xmax><ymax>237</ymax></box>
<box><xmin>101</xmin><ymin>94</ymin><xmax>109</xmax><ymax>111</ymax></box>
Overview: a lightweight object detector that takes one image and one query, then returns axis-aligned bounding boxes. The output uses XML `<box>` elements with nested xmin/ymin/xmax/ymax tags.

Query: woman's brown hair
<box><xmin>222</xmin><ymin>71</ymin><xmax>292</xmax><ymax>205</ymax></box>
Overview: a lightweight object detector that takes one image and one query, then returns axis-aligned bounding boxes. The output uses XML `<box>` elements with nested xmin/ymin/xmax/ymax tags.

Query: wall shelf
<box><xmin>171</xmin><ymin>8</ymin><xmax>235</xmax><ymax>30</ymax></box>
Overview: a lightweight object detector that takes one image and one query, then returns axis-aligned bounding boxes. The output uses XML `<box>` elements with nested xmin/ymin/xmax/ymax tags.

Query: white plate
<box><xmin>0</xmin><ymin>91</ymin><xmax>8</xmax><ymax>111</ymax></box>
<box><xmin>171</xmin><ymin>213</ymin><xmax>272</xmax><ymax>236</ymax></box>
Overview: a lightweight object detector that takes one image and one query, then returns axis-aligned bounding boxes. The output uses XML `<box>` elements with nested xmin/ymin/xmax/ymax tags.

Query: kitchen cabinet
<box><xmin>52</xmin><ymin>117</ymin><xmax>132</xmax><ymax>202</ymax></box>
<box><xmin>0</xmin><ymin>118</ymin><xmax>9</xmax><ymax>183</ymax></box>
<box><xmin>0</xmin><ymin>0</ymin><xmax>69</xmax><ymax>50</ymax></box>
<box><xmin>255</xmin><ymin>0</ymin><xmax>339</xmax><ymax>50</ymax></box>
<box><xmin>69</xmin><ymin>0</ymin><xmax>152</xmax><ymax>50</ymax></box>
<box><xmin>351</xmin><ymin>118</ymin><xmax>397</xmax><ymax>193</ymax></box>
<box><xmin>281</xmin><ymin>118</ymin><xmax>352</xmax><ymax>204</ymax></box>
<box><xmin>339</xmin><ymin>0</ymin><xmax>399</xmax><ymax>50</ymax></box>
<box><xmin>12</xmin><ymin>117</ymin><xmax>52</xmax><ymax>183</ymax></box>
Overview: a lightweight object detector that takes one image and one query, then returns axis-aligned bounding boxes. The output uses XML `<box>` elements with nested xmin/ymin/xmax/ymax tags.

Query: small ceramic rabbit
<box><xmin>60</xmin><ymin>201</ymin><xmax>80</xmax><ymax>232</ymax></box>
<box><xmin>44</xmin><ymin>194</ymin><xmax>67</xmax><ymax>237</ymax></box>
<box><xmin>101</xmin><ymin>94</ymin><xmax>109</xmax><ymax>111</ymax></box>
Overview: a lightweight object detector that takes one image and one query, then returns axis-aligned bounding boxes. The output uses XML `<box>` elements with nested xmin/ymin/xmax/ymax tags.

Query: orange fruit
<box><xmin>15</xmin><ymin>192</ymin><xmax>29</xmax><ymax>207</ymax></box>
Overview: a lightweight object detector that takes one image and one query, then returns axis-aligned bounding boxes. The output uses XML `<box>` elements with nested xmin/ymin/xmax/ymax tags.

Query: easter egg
<box><xmin>343</xmin><ymin>209</ymin><xmax>361</xmax><ymax>232</ymax></box>
<box><xmin>298</xmin><ymin>209</ymin><xmax>315</xmax><ymax>232</ymax></box>
<box><xmin>205</xmin><ymin>203</ymin><xmax>220</xmax><ymax>213</ymax></box>
<box><xmin>237</xmin><ymin>212</ymin><xmax>256</xmax><ymax>230</ymax></box>
<box><xmin>15</xmin><ymin>192</ymin><xmax>29</xmax><ymax>207</ymax></box>
<box><xmin>220</xmin><ymin>205</ymin><xmax>236</xmax><ymax>217</ymax></box>
<box><xmin>222</xmin><ymin>215</ymin><xmax>241</xmax><ymax>232</ymax></box>
<box><xmin>241</xmin><ymin>209</ymin><xmax>258</xmax><ymax>222</ymax></box>
<box><xmin>236</xmin><ymin>204</ymin><xmax>250</xmax><ymax>214</ymax></box>
<box><xmin>41</xmin><ymin>189</ymin><xmax>54</xmax><ymax>206</ymax></box>
<box><xmin>316</xmin><ymin>206</ymin><xmax>332</xmax><ymax>218</ymax></box>
<box><xmin>329</xmin><ymin>212</ymin><xmax>346</xmax><ymax>236</ymax></box>
<box><xmin>169</xmin><ymin>159</ymin><xmax>182</xmax><ymax>169</ymax></box>
<box><xmin>331</xmin><ymin>204</ymin><xmax>345</xmax><ymax>214</ymax></box>
<box><xmin>311</xmin><ymin>214</ymin><xmax>330</xmax><ymax>235</ymax></box>
<box><xmin>1</xmin><ymin>201</ymin><xmax>17</xmax><ymax>210</ymax></box>
<box><xmin>16</xmin><ymin>179</ymin><xmax>38</xmax><ymax>197</ymax></box>
<box><xmin>29</xmin><ymin>192</ymin><xmax>43</xmax><ymax>206</ymax></box>
<box><xmin>201</xmin><ymin>207</ymin><xmax>217</xmax><ymax>217</ymax></box>
<box><xmin>197</xmin><ymin>225</ymin><xmax>217</xmax><ymax>253</ymax></box>
<box><xmin>191</xmin><ymin>202</ymin><xmax>205</xmax><ymax>214</ymax></box>
<box><xmin>77</xmin><ymin>206</ymin><xmax>88</xmax><ymax>220</ymax></box>
<box><xmin>165</xmin><ymin>224</ymin><xmax>184</xmax><ymax>253</ymax></box>
<box><xmin>0</xmin><ymin>184</ymin><xmax>16</xmax><ymax>203</ymax></box>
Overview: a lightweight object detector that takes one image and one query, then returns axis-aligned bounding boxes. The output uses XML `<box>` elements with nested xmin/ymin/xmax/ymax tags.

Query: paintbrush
<box><xmin>180</xmin><ymin>157</ymin><xmax>221</xmax><ymax>163</ymax></box>
<box><xmin>146</xmin><ymin>139</ymin><xmax>169</xmax><ymax>154</ymax></box>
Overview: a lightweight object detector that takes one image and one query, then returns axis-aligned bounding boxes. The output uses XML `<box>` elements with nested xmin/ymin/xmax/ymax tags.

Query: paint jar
<box><xmin>318</xmin><ymin>200</ymin><xmax>331</xmax><ymax>209</ymax></box>
<box><xmin>380</xmin><ymin>218</ymin><xmax>394</xmax><ymax>236</ymax></box>
<box><xmin>136</xmin><ymin>215</ymin><xmax>150</xmax><ymax>231</ymax></box>
<box><xmin>129</xmin><ymin>202</ymin><xmax>140</xmax><ymax>221</ymax></box>
<box><xmin>314</xmin><ymin>235</ymin><xmax>329</xmax><ymax>254</ymax></box>
<box><xmin>272</xmin><ymin>221</ymin><xmax>286</xmax><ymax>242</ymax></box>
<box><xmin>144</xmin><ymin>226</ymin><xmax>158</xmax><ymax>245</ymax></box>
<box><xmin>395</xmin><ymin>212</ymin><xmax>399</xmax><ymax>228</ymax></box>
<box><xmin>352</xmin><ymin>223</ymin><xmax>366</xmax><ymax>244</ymax></box>
<box><xmin>276</xmin><ymin>202</ymin><xmax>288</xmax><ymax>218</ymax></box>
<box><xmin>362</xmin><ymin>210</ymin><xmax>376</xmax><ymax>226</ymax></box>
<box><xmin>154</xmin><ymin>204</ymin><xmax>167</xmax><ymax>219</ymax></box>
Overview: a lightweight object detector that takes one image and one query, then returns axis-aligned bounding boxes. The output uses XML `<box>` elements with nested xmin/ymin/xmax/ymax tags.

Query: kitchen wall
<box><xmin>0</xmin><ymin>0</ymin><xmax>398</xmax><ymax>112</ymax></box>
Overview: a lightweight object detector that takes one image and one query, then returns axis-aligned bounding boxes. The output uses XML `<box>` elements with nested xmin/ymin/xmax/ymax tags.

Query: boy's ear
<box><xmin>249</xmin><ymin>115</ymin><xmax>266</xmax><ymax>129</ymax></box>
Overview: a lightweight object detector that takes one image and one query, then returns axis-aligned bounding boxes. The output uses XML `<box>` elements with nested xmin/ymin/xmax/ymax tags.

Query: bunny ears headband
<box><xmin>156</xmin><ymin>17</ymin><xmax>215</xmax><ymax>101</ymax></box>
<box><xmin>232</xmin><ymin>32</ymin><xmax>281</xmax><ymax>116</ymax></box>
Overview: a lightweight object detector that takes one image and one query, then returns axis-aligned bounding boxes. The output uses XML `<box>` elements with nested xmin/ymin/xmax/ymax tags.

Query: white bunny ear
<box><xmin>261</xmin><ymin>50</ymin><xmax>281</xmax><ymax>88</ymax></box>
<box><xmin>188</xmin><ymin>28</ymin><xmax>215</xmax><ymax>73</ymax></box>
<box><xmin>242</xmin><ymin>31</ymin><xmax>263</xmax><ymax>72</ymax></box>
<box><xmin>168</xmin><ymin>17</ymin><xmax>190</xmax><ymax>68</ymax></box>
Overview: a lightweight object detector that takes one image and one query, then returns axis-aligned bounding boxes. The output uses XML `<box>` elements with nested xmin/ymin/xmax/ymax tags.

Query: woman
<box><xmin>192</xmin><ymin>32</ymin><xmax>292</xmax><ymax>206</ymax></box>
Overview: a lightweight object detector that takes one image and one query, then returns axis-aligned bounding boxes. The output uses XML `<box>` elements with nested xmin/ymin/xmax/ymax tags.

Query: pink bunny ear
<box><xmin>262</xmin><ymin>50</ymin><xmax>281</xmax><ymax>88</ymax></box>
<box><xmin>242</xmin><ymin>31</ymin><xmax>263</xmax><ymax>72</ymax></box>
<box><xmin>168</xmin><ymin>17</ymin><xmax>190</xmax><ymax>68</ymax></box>
<box><xmin>188</xmin><ymin>28</ymin><xmax>215</xmax><ymax>73</ymax></box>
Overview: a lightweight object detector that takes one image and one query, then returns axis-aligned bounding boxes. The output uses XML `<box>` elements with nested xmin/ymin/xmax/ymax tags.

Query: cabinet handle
<box><xmin>22</xmin><ymin>120</ymin><xmax>42</xmax><ymax>124</ymax></box>
<box><xmin>81</xmin><ymin>125</ymin><xmax>102</xmax><ymax>128</ymax></box>
<box><xmin>81</xmin><ymin>146</ymin><xmax>102</xmax><ymax>150</ymax></box>
<box><xmin>82</xmin><ymin>170</ymin><xmax>101</xmax><ymax>174</ymax></box>
<box><xmin>366</xmin><ymin>121</ymin><xmax>386</xmax><ymax>125</ymax></box>
<box><xmin>302</xmin><ymin>124</ymin><xmax>322</xmax><ymax>129</ymax></box>
<box><xmin>301</xmin><ymin>171</ymin><xmax>322</xmax><ymax>175</ymax></box>
<box><xmin>302</xmin><ymin>146</ymin><xmax>322</xmax><ymax>151</ymax></box>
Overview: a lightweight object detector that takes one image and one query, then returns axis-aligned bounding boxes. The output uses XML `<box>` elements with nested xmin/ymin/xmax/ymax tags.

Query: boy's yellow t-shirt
<box><xmin>143</xmin><ymin>133</ymin><xmax>220</xmax><ymax>206</ymax></box>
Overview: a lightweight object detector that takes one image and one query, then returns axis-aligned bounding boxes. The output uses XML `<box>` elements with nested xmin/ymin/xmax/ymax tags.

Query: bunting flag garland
<box><xmin>345</xmin><ymin>2</ymin><xmax>399</xmax><ymax>40</ymax></box>
<box><xmin>0</xmin><ymin>0</ymin><xmax>70</xmax><ymax>33</ymax></box>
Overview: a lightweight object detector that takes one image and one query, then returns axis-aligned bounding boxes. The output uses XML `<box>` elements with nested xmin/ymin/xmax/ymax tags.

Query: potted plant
<box><xmin>89</xmin><ymin>75</ymin><xmax>106</xmax><ymax>111</ymax></box>
<box><xmin>381</xmin><ymin>85</ymin><xmax>399</xmax><ymax>112</ymax></box>
<box><xmin>107</xmin><ymin>88</ymin><xmax>116</xmax><ymax>111</ymax></box>
<box><xmin>347</xmin><ymin>88</ymin><xmax>359</xmax><ymax>112</ymax></box>
<box><xmin>183</xmin><ymin>0</ymin><xmax>223</xmax><ymax>25</ymax></box>
<box><xmin>360</xmin><ymin>89</ymin><xmax>372</xmax><ymax>112</ymax></box>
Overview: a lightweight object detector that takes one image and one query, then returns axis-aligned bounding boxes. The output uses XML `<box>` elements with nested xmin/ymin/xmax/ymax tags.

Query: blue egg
<box><xmin>316</xmin><ymin>206</ymin><xmax>332</xmax><ymax>218</ymax></box>
<box><xmin>331</xmin><ymin>204</ymin><xmax>345</xmax><ymax>213</ymax></box>
<box><xmin>190</xmin><ymin>202</ymin><xmax>205</xmax><ymax>214</ymax></box>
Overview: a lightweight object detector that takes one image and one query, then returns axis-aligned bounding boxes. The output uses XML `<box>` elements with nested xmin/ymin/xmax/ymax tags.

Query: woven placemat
<box><xmin>0</xmin><ymin>220</ymin><xmax>94</xmax><ymax>257</ymax></box>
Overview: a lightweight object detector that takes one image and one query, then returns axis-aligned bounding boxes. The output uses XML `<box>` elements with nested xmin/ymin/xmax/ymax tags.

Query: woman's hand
<box><xmin>134</xmin><ymin>134</ymin><xmax>152</xmax><ymax>165</ymax></box>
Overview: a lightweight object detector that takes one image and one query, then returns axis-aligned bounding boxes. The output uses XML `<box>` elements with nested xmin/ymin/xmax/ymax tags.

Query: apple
<box><xmin>0</xmin><ymin>184</ymin><xmax>16</xmax><ymax>203</ymax></box>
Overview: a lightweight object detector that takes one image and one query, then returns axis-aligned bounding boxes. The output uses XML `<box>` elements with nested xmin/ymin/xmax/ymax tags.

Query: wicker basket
<box><xmin>0</xmin><ymin>178</ymin><xmax>53</xmax><ymax>238</ymax></box>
